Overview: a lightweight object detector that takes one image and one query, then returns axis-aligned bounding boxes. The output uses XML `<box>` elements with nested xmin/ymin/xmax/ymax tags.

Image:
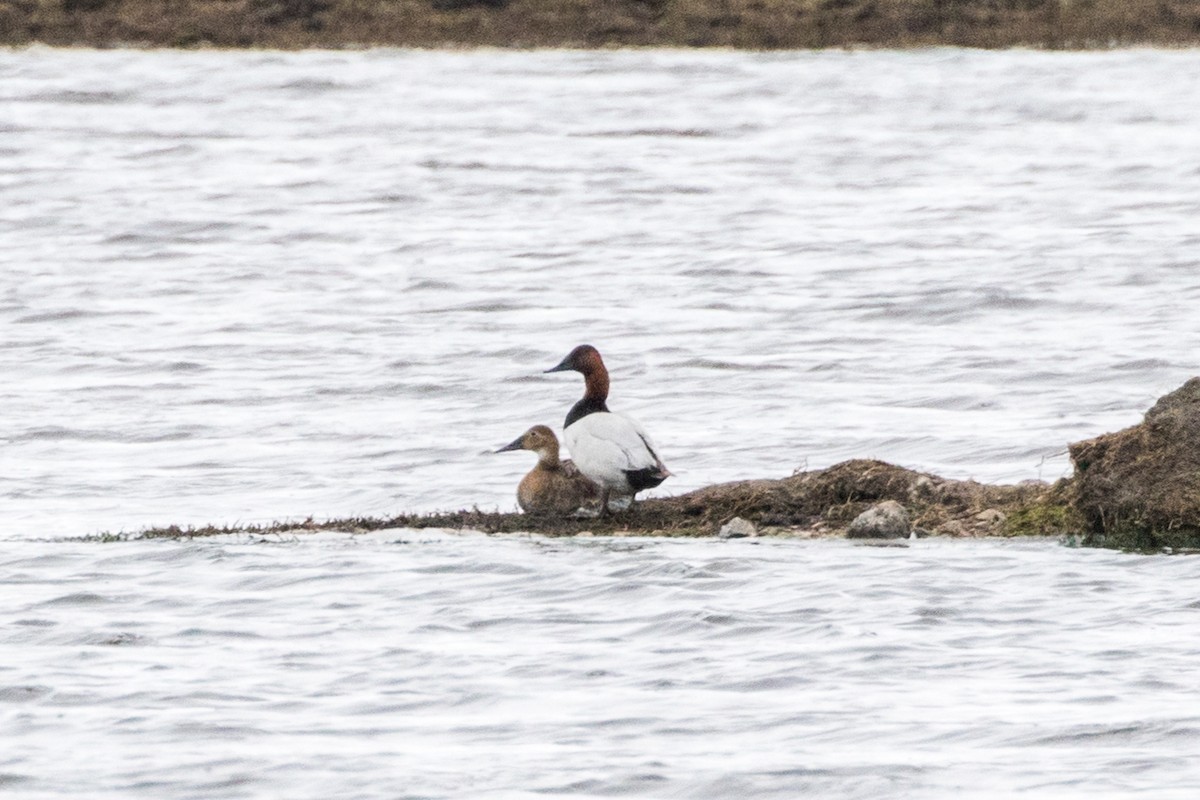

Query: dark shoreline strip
<box><xmin>5</xmin><ymin>0</ymin><xmax>1200</xmax><ymax>50</ymax></box>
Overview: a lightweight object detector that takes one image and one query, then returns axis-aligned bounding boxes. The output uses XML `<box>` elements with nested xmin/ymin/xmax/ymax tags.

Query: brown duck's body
<box><xmin>497</xmin><ymin>425</ymin><xmax>599</xmax><ymax>516</ymax></box>
<box><xmin>517</xmin><ymin>456</ymin><xmax>598</xmax><ymax>515</ymax></box>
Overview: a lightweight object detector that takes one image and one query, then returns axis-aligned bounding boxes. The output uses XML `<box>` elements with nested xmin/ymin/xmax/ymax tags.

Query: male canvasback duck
<box><xmin>495</xmin><ymin>424</ymin><xmax>599</xmax><ymax>515</ymax></box>
<box><xmin>545</xmin><ymin>345</ymin><xmax>671</xmax><ymax>515</ymax></box>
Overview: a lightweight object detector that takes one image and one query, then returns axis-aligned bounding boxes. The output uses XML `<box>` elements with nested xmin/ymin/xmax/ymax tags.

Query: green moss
<box><xmin>1002</xmin><ymin>502</ymin><xmax>1079</xmax><ymax>537</ymax></box>
<box><xmin>1082</xmin><ymin>521</ymin><xmax>1200</xmax><ymax>553</ymax></box>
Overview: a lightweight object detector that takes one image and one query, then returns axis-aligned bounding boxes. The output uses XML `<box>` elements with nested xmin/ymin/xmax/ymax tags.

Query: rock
<box><xmin>974</xmin><ymin>508</ymin><xmax>1006</xmax><ymax>528</ymax></box>
<box><xmin>606</xmin><ymin>495</ymin><xmax>633</xmax><ymax>513</ymax></box>
<box><xmin>718</xmin><ymin>516</ymin><xmax>757</xmax><ymax>539</ymax></box>
<box><xmin>846</xmin><ymin>500</ymin><xmax>910</xmax><ymax>539</ymax></box>
<box><xmin>935</xmin><ymin>520</ymin><xmax>967</xmax><ymax>537</ymax></box>
<box><xmin>1070</xmin><ymin>378</ymin><xmax>1200</xmax><ymax>550</ymax></box>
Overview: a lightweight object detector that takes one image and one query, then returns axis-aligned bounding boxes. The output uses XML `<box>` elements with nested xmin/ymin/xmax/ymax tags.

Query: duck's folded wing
<box><xmin>567</xmin><ymin>412</ymin><xmax>663</xmax><ymax>472</ymax></box>
<box><xmin>616</xmin><ymin>412</ymin><xmax>669</xmax><ymax>471</ymax></box>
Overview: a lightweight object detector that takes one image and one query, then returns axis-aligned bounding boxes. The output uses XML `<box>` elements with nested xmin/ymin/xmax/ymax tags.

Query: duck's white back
<box><xmin>564</xmin><ymin>412</ymin><xmax>661</xmax><ymax>491</ymax></box>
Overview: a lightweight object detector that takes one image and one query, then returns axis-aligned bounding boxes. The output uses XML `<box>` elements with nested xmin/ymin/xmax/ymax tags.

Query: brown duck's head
<box><xmin>545</xmin><ymin>344</ymin><xmax>605</xmax><ymax>376</ymax></box>
<box><xmin>495</xmin><ymin>424</ymin><xmax>561</xmax><ymax>461</ymax></box>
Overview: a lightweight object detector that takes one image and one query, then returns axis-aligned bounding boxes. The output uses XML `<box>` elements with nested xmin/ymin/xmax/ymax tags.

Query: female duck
<box><xmin>545</xmin><ymin>345</ymin><xmax>671</xmax><ymax>515</ymax></box>
<box><xmin>495</xmin><ymin>424</ymin><xmax>599</xmax><ymax>515</ymax></box>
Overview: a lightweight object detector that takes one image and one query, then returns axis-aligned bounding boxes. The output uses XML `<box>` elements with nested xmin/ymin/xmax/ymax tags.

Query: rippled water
<box><xmin>3</xmin><ymin>47</ymin><xmax>1200</xmax><ymax>535</ymax></box>
<box><xmin>5</xmin><ymin>534</ymin><xmax>1200</xmax><ymax>798</ymax></box>
<box><xmin>3</xmin><ymin>47</ymin><xmax>1200</xmax><ymax>798</ymax></box>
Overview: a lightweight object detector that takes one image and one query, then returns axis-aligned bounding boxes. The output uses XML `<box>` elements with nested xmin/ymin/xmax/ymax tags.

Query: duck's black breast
<box><xmin>564</xmin><ymin>396</ymin><xmax>609</xmax><ymax>428</ymax></box>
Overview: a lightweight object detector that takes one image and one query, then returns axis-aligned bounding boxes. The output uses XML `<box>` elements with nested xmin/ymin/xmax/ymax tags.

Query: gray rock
<box><xmin>974</xmin><ymin>508</ymin><xmax>1006</xmax><ymax>529</ymax></box>
<box><xmin>935</xmin><ymin>519</ymin><xmax>968</xmax><ymax>537</ymax></box>
<box><xmin>718</xmin><ymin>516</ymin><xmax>758</xmax><ymax>539</ymax></box>
<box><xmin>846</xmin><ymin>500</ymin><xmax>911</xmax><ymax>539</ymax></box>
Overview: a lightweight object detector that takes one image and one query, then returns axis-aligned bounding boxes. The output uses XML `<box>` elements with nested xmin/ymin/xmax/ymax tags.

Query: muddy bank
<box><xmin>116</xmin><ymin>458</ymin><xmax>1073</xmax><ymax>542</ymax></box>
<box><xmin>1070</xmin><ymin>378</ymin><xmax>1200</xmax><ymax>552</ymax></box>
<box><xmin>4</xmin><ymin>0</ymin><xmax>1200</xmax><ymax>50</ymax></box>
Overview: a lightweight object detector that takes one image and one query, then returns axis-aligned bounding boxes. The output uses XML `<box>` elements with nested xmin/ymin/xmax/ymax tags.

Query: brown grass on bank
<box><xmin>101</xmin><ymin>459</ymin><xmax>1070</xmax><ymax>541</ymax></box>
<box><xmin>1070</xmin><ymin>378</ymin><xmax>1200</xmax><ymax>551</ymax></box>
<box><xmin>3</xmin><ymin>0</ymin><xmax>1200</xmax><ymax>49</ymax></box>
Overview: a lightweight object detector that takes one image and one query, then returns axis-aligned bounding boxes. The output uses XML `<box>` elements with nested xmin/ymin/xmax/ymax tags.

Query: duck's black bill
<box><xmin>544</xmin><ymin>356</ymin><xmax>573</xmax><ymax>373</ymax></box>
<box><xmin>495</xmin><ymin>437</ymin><xmax>524</xmax><ymax>453</ymax></box>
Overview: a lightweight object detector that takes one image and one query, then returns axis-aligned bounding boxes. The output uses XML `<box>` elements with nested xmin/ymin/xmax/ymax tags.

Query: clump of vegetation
<box><xmin>1070</xmin><ymin>378</ymin><xmax>1200</xmax><ymax>552</ymax></box>
<box><xmin>249</xmin><ymin>0</ymin><xmax>330</xmax><ymax>31</ymax></box>
<box><xmin>1081</xmin><ymin>517</ymin><xmax>1200</xmax><ymax>553</ymax></box>
<box><xmin>1002</xmin><ymin>497</ymin><xmax>1080</xmax><ymax>537</ymax></box>
<box><xmin>3</xmin><ymin>0</ymin><xmax>1200</xmax><ymax>49</ymax></box>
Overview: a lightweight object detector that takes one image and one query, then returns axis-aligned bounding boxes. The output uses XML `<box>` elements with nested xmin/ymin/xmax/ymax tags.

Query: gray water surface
<box><xmin>2</xmin><ymin>47</ymin><xmax>1199</xmax><ymax>535</ymax></box>
<box><xmin>5</xmin><ymin>534</ymin><xmax>1200</xmax><ymax>799</ymax></box>
<box><xmin>3</xmin><ymin>47</ymin><xmax>1200</xmax><ymax>798</ymax></box>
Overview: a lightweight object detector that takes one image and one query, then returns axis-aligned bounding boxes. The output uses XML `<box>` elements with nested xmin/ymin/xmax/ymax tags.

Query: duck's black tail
<box><xmin>624</xmin><ymin>467</ymin><xmax>669</xmax><ymax>493</ymax></box>
<box><xmin>626</xmin><ymin>433</ymin><xmax>672</xmax><ymax>493</ymax></box>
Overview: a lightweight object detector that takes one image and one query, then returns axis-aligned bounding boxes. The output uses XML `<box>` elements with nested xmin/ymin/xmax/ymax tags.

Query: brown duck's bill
<box><xmin>495</xmin><ymin>436</ymin><xmax>525</xmax><ymax>453</ymax></box>
<box><xmin>544</xmin><ymin>355</ymin><xmax>573</xmax><ymax>373</ymax></box>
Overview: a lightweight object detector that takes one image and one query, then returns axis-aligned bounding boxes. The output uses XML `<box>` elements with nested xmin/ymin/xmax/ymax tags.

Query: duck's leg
<box><xmin>598</xmin><ymin>487</ymin><xmax>611</xmax><ymax>518</ymax></box>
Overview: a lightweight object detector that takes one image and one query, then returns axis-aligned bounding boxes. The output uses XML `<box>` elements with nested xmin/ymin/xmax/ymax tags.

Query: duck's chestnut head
<box><xmin>545</xmin><ymin>344</ymin><xmax>604</xmax><ymax>375</ymax></box>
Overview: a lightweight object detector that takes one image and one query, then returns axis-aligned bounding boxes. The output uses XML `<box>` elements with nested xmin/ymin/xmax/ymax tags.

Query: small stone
<box><xmin>974</xmin><ymin>508</ymin><xmax>1006</xmax><ymax>527</ymax></box>
<box><xmin>718</xmin><ymin>516</ymin><xmax>758</xmax><ymax>539</ymax></box>
<box><xmin>936</xmin><ymin>520</ymin><xmax>968</xmax><ymax>537</ymax></box>
<box><xmin>846</xmin><ymin>500</ymin><xmax>911</xmax><ymax>539</ymax></box>
<box><xmin>606</xmin><ymin>495</ymin><xmax>633</xmax><ymax>513</ymax></box>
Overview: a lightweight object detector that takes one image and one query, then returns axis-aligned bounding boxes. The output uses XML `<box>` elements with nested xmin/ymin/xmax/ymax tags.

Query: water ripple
<box><xmin>2</xmin><ymin>47</ymin><xmax>1200</xmax><ymax>796</ymax></box>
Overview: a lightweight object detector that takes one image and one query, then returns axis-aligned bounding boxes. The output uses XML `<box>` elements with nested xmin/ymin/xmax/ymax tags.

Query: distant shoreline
<box><xmin>4</xmin><ymin>0</ymin><xmax>1200</xmax><ymax>50</ymax></box>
